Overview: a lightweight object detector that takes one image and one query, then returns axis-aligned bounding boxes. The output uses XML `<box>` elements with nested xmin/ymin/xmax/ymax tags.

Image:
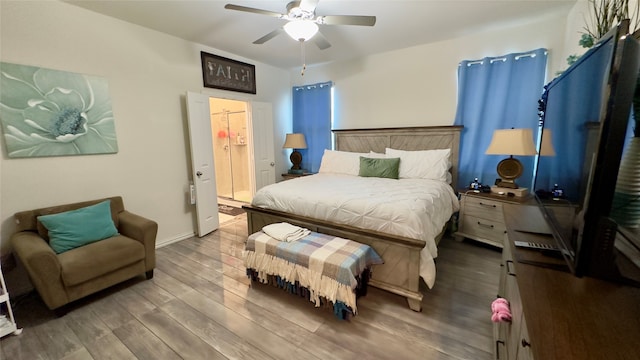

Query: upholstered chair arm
<box><xmin>118</xmin><ymin>210</ymin><xmax>158</xmax><ymax>271</ymax></box>
<box><xmin>11</xmin><ymin>231</ymin><xmax>68</xmax><ymax>310</ymax></box>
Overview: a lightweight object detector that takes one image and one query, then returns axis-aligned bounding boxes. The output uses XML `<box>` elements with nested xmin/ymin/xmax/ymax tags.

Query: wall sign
<box><xmin>200</xmin><ymin>52</ymin><xmax>256</xmax><ymax>94</ymax></box>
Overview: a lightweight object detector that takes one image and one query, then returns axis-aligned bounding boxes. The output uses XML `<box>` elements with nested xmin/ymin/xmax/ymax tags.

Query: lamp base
<box><xmin>495</xmin><ymin>157</ymin><xmax>523</xmax><ymax>189</ymax></box>
<box><xmin>495</xmin><ymin>179</ymin><xmax>518</xmax><ymax>189</ymax></box>
<box><xmin>290</xmin><ymin>150</ymin><xmax>302</xmax><ymax>170</ymax></box>
<box><xmin>491</xmin><ymin>186</ymin><xmax>529</xmax><ymax>197</ymax></box>
<box><xmin>288</xmin><ymin>169</ymin><xmax>304</xmax><ymax>174</ymax></box>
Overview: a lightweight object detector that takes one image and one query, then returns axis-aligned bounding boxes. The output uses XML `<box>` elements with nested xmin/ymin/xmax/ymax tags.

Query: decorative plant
<box><xmin>584</xmin><ymin>0</ymin><xmax>639</xmax><ymax>38</ymax></box>
<box><xmin>567</xmin><ymin>0</ymin><xmax>640</xmax><ymax>66</ymax></box>
<box><xmin>567</xmin><ymin>1</ymin><xmax>640</xmax><ymax>136</ymax></box>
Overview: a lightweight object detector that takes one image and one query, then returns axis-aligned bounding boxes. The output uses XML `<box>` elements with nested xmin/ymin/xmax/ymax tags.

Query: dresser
<box><xmin>495</xmin><ymin>204</ymin><xmax>640</xmax><ymax>360</ymax></box>
<box><xmin>455</xmin><ymin>190</ymin><xmax>533</xmax><ymax>248</ymax></box>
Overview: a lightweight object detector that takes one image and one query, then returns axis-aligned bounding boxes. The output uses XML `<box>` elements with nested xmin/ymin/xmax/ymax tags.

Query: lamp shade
<box><xmin>485</xmin><ymin>128</ymin><xmax>538</xmax><ymax>156</ymax></box>
<box><xmin>284</xmin><ymin>20</ymin><xmax>319</xmax><ymax>41</ymax></box>
<box><xmin>283</xmin><ymin>133</ymin><xmax>307</xmax><ymax>149</ymax></box>
<box><xmin>539</xmin><ymin>129</ymin><xmax>556</xmax><ymax>156</ymax></box>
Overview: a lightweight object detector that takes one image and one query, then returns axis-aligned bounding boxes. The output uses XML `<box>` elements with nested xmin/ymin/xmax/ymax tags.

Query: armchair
<box><xmin>10</xmin><ymin>196</ymin><xmax>157</xmax><ymax>313</ymax></box>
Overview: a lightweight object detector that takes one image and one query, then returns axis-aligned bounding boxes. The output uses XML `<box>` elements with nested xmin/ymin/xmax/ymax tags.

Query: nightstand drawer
<box><xmin>463</xmin><ymin>196</ymin><xmax>504</xmax><ymax>223</ymax></box>
<box><xmin>461</xmin><ymin>215</ymin><xmax>507</xmax><ymax>241</ymax></box>
<box><xmin>456</xmin><ymin>191</ymin><xmax>534</xmax><ymax>248</ymax></box>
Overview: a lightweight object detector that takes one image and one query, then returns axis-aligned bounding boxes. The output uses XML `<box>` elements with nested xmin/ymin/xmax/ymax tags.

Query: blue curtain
<box><xmin>292</xmin><ymin>81</ymin><xmax>332</xmax><ymax>173</ymax></box>
<box><xmin>454</xmin><ymin>48</ymin><xmax>548</xmax><ymax>189</ymax></box>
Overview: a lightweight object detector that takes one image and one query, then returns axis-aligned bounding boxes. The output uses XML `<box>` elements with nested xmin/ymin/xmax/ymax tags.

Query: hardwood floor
<box><xmin>1</xmin><ymin>215</ymin><xmax>501</xmax><ymax>360</ymax></box>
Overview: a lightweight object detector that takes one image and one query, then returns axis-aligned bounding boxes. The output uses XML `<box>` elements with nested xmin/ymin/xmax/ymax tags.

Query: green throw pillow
<box><xmin>38</xmin><ymin>200</ymin><xmax>119</xmax><ymax>254</ymax></box>
<box><xmin>358</xmin><ymin>157</ymin><xmax>400</xmax><ymax>179</ymax></box>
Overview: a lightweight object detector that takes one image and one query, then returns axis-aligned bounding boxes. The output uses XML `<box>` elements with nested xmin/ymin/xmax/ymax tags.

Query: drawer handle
<box><xmin>521</xmin><ymin>339</ymin><xmax>531</xmax><ymax>348</ymax></box>
<box><xmin>477</xmin><ymin>221</ymin><xmax>494</xmax><ymax>229</ymax></box>
<box><xmin>495</xmin><ymin>340</ymin><xmax>506</xmax><ymax>359</ymax></box>
<box><xmin>506</xmin><ymin>260</ymin><xmax>516</xmax><ymax>276</ymax></box>
<box><xmin>479</xmin><ymin>202</ymin><xmax>497</xmax><ymax>208</ymax></box>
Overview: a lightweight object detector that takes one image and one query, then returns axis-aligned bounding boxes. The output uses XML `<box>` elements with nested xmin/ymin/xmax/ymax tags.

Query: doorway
<box><xmin>209</xmin><ymin>97</ymin><xmax>252</xmax><ymax>203</ymax></box>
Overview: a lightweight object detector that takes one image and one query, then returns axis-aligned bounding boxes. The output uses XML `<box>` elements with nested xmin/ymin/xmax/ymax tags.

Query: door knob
<box><xmin>196</xmin><ymin>171</ymin><xmax>202</xmax><ymax>178</ymax></box>
<box><xmin>270</xmin><ymin>162</ymin><xmax>275</xmax><ymax>166</ymax></box>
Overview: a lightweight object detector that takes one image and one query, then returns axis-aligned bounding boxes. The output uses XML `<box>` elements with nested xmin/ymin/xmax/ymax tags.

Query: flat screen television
<box><xmin>534</xmin><ymin>20</ymin><xmax>640</xmax><ymax>284</ymax></box>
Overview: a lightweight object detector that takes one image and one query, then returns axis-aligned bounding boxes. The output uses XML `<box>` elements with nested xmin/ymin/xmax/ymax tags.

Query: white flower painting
<box><xmin>0</xmin><ymin>62</ymin><xmax>118</xmax><ymax>158</ymax></box>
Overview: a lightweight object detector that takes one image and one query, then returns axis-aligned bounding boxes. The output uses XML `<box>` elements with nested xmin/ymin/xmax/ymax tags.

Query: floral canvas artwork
<box><xmin>0</xmin><ymin>62</ymin><xmax>118</xmax><ymax>158</ymax></box>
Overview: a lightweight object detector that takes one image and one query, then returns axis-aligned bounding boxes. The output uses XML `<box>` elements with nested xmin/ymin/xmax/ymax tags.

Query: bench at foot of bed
<box><xmin>246</xmin><ymin>269</ymin><xmax>372</xmax><ymax>320</ymax></box>
<box><xmin>243</xmin><ymin>229</ymin><xmax>383</xmax><ymax>318</ymax></box>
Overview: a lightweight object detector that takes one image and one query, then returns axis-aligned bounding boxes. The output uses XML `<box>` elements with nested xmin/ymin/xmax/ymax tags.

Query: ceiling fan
<box><xmin>224</xmin><ymin>0</ymin><xmax>376</xmax><ymax>50</ymax></box>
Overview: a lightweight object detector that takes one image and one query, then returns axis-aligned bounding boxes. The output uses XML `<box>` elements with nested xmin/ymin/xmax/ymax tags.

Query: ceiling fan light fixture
<box><xmin>284</xmin><ymin>20</ymin><xmax>318</xmax><ymax>41</ymax></box>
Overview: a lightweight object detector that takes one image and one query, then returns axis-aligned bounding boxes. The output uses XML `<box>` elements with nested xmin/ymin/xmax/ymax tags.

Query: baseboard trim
<box><xmin>156</xmin><ymin>232</ymin><xmax>195</xmax><ymax>248</ymax></box>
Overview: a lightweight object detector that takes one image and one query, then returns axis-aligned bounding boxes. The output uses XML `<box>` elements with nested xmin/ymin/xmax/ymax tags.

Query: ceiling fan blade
<box><xmin>224</xmin><ymin>4</ymin><xmax>284</xmax><ymax>18</ymax></box>
<box><xmin>318</xmin><ymin>15</ymin><xmax>376</xmax><ymax>26</ymax></box>
<box><xmin>312</xmin><ymin>31</ymin><xmax>331</xmax><ymax>50</ymax></box>
<box><xmin>298</xmin><ymin>0</ymin><xmax>319</xmax><ymax>13</ymax></box>
<box><xmin>253</xmin><ymin>28</ymin><xmax>284</xmax><ymax>44</ymax></box>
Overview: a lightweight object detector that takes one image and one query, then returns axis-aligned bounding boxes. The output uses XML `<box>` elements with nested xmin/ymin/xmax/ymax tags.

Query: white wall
<box><xmin>293</xmin><ymin>12</ymin><xmax>571</xmax><ymax>130</ymax></box>
<box><xmin>0</xmin><ymin>0</ymin><xmax>292</xmax><ymax>254</ymax></box>
<box><xmin>563</xmin><ymin>0</ymin><xmax>591</xmax><ymax>66</ymax></box>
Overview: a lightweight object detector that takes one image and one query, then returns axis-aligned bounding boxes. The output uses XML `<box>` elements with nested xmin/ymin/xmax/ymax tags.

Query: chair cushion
<box><xmin>37</xmin><ymin>200</ymin><xmax>119</xmax><ymax>254</ymax></box>
<box><xmin>58</xmin><ymin>235</ymin><xmax>145</xmax><ymax>286</ymax></box>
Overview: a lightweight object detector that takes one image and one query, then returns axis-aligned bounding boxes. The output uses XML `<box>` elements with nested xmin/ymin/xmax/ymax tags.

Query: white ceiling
<box><xmin>65</xmin><ymin>0</ymin><xmax>576</xmax><ymax>70</ymax></box>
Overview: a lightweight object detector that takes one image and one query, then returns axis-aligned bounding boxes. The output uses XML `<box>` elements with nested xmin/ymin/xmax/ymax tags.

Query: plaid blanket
<box><xmin>244</xmin><ymin>230</ymin><xmax>383</xmax><ymax>313</ymax></box>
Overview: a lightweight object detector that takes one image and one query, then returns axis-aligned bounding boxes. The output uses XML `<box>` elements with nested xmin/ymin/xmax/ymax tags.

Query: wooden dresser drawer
<box><xmin>455</xmin><ymin>191</ymin><xmax>533</xmax><ymax>248</ymax></box>
<box><xmin>463</xmin><ymin>196</ymin><xmax>505</xmax><ymax>223</ymax></box>
<box><xmin>461</xmin><ymin>215</ymin><xmax>507</xmax><ymax>242</ymax></box>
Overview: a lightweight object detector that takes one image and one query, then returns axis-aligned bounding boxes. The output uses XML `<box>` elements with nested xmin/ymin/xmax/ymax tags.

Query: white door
<box><xmin>249</xmin><ymin>102</ymin><xmax>276</xmax><ymax>192</ymax></box>
<box><xmin>186</xmin><ymin>91</ymin><xmax>219</xmax><ymax>237</ymax></box>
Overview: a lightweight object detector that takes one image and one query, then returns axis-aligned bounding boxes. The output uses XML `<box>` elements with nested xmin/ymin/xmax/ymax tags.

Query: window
<box><xmin>292</xmin><ymin>81</ymin><xmax>333</xmax><ymax>173</ymax></box>
<box><xmin>454</xmin><ymin>49</ymin><xmax>547</xmax><ymax>188</ymax></box>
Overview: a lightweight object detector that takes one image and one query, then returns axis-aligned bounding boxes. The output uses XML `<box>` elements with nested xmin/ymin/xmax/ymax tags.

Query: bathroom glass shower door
<box><xmin>212</xmin><ymin>109</ymin><xmax>251</xmax><ymax>202</ymax></box>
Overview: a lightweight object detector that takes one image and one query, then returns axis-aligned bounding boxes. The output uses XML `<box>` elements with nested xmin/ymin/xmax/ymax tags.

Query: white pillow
<box><xmin>367</xmin><ymin>151</ymin><xmax>388</xmax><ymax>158</ymax></box>
<box><xmin>318</xmin><ymin>149</ymin><xmax>369</xmax><ymax>176</ymax></box>
<box><xmin>385</xmin><ymin>148</ymin><xmax>452</xmax><ymax>182</ymax></box>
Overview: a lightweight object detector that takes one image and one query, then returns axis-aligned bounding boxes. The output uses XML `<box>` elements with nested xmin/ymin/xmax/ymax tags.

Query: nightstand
<box><xmin>280</xmin><ymin>172</ymin><xmax>314</xmax><ymax>181</ymax></box>
<box><xmin>454</xmin><ymin>189</ymin><xmax>535</xmax><ymax>248</ymax></box>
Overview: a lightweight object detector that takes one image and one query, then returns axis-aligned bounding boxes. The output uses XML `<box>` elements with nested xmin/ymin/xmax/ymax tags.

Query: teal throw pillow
<box><xmin>38</xmin><ymin>200</ymin><xmax>119</xmax><ymax>254</ymax></box>
<box><xmin>358</xmin><ymin>157</ymin><xmax>400</xmax><ymax>179</ymax></box>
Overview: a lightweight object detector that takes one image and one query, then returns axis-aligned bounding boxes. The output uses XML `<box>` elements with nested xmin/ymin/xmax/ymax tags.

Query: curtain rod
<box><xmin>293</xmin><ymin>81</ymin><xmax>333</xmax><ymax>91</ymax></box>
<box><xmin>461</xmin><ymin>49</ymin><xmax>548</xmax><ymax>67</ymax></box>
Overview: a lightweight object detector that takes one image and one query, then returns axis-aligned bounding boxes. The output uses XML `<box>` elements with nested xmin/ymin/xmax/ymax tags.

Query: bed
<box><xmin>242</xmin><ymin>126</ymin><xmax>462</xmax><ymax>311</ymax></box>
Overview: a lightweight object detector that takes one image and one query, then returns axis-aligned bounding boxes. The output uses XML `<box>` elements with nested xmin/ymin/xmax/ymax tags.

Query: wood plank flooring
<box><xmin>1</xmin><ymin>215</ymin><xmax>501</xmax><ymax>360</ymax></box>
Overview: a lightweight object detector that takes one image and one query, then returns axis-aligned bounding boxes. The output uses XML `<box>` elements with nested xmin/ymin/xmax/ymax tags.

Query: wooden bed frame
<box><xmin>242</xmin><ymin>126</ymin><xmax>462</xmax><ymax>311</ymax></box>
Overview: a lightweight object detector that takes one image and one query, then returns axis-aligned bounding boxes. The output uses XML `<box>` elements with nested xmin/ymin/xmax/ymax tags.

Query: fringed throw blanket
<box><xmin>244</xmin><ymin>230</ymin><xmax>383</xmax><ymax>318</ymax></box>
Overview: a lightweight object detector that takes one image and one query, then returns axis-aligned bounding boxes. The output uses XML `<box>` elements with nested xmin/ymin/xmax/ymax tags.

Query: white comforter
<box><xmin>251</xmin><ymin>173</ymin><xmax>460</xmax><ymax>288</ymax></box>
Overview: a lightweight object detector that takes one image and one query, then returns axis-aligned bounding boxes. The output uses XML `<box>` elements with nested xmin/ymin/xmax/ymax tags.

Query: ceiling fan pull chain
<box><xmin>300</xmin><ymin>39</ymin><xmax>306</xmax><ymax>76</ymax></box>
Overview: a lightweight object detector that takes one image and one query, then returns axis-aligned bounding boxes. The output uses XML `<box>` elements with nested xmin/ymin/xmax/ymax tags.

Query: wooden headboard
<box><xmin>333</xmin><ymin>126</ymin><xmax>463</xmax><ymax>189</ymax></box>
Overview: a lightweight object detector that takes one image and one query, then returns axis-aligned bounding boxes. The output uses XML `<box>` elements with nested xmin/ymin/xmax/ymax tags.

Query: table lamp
<box><xmin>485</xmin><ymin>128</ymin><xmax>538</xmax><ymax>189</ymax></box>
<box><xmin>283</xmin><ymin>133</ymin><xmax>307</xmax><ymax>174</ymax></box>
